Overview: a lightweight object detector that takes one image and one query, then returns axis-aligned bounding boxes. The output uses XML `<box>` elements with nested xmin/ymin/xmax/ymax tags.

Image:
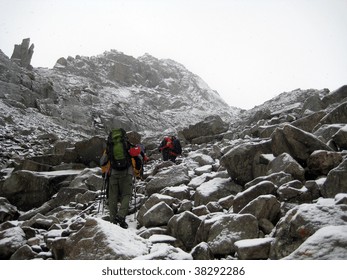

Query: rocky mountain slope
<box><xmin>0</xmin><ymin>46</ymin><xmax>239</xmax><ymax>168</ymax></box>
<box><xmin>1</xmin><ymin>41</ymin><xmax>347</xmax><ymax>260</ymax></box>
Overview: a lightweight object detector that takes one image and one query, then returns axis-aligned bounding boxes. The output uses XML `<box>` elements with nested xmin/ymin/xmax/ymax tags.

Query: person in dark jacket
<box><xmin>158</xmin><ymin>136</ymin><xmax>182</xmax><ymax>162</ymax></box>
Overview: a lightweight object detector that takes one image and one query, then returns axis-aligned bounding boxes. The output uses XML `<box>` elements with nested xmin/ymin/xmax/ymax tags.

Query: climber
<box><xmin>158</xmin><ymin>135</ymin><xmax>182</xmax><ymax>163</ymax></box>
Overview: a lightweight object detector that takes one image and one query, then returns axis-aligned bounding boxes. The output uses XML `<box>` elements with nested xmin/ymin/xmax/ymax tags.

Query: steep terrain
<box><xmin>0</xmin><ymin>48</ymin><xmax>239</xmax><ymax>167</ymax></box>
<box><xmin>1</xmin><ymin>43</ymin><xmax>347</xmax><ymax>260</ymax></box>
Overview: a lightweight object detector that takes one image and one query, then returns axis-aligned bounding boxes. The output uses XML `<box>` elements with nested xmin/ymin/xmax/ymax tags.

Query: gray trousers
<box><xmin>108</xmin><ymin>168</ymin><xmax>133</xmax><ymax>222</ymax></box>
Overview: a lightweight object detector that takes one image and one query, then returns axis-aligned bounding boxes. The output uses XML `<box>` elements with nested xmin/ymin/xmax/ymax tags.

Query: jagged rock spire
<box><xmin>11</xmin><ymin>38</ymin><xmax>34</xmax><ymax>69</ymax></box>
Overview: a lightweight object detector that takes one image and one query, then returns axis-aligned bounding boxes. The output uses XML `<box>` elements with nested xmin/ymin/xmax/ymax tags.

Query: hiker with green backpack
<box><xmin>100</xmin><ymin>128</ymin><xmax>134</xmax><ymax>229</ymax></box>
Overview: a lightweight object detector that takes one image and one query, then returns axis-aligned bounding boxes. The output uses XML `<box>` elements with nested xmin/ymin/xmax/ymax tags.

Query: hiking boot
<box><xmin>114</xmin><ymin>215</ymin><xmax>128</xmax><ymax>229</ymax></box>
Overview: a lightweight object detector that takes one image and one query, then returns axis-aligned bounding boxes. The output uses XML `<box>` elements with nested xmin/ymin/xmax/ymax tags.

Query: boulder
<box><xmin>145</xmin><ymin>165</ymin><xmax>190</xmax><ymax>196</ymax></box>
<box><xmin>244</xmin><ymin>172</ymin><xmax>294</xmax><ymax>190</ymax></box>
<box><xmin>292</xmin><ymin>111</ymin><xmax>326</xmax><ymax>133</ymax></box>
<box><xmin>239</xmin><ymin>194</ymin><xmax>281</xmax><ymax>223</ymax></box>
<box><xmin>271</xmin><ymin>124</ymin><xmax>332</xmax><ymax>164</ymax></box>
<box><xmin>167</xmin><ymin>211</ymin><xmax>202</xmax><ymax>251</ymax></box>
<box><xmin>233</xmin><ymin>181</ymin><xmax>277</xmax><ymax>213</ymax></box>
<box><xmin>318</xmin><ymin>101</ymin><xmax>347</xmax><ymax>125</ymax></box>
<box><xmin>332</xmin><ymin>125</ymin><xmax>347</xmax><ymax>150</ymax></box>
<box><xmin>0</xmin><ymin>226</ymin><xmax>26</xmax><ymax>259</ymax></box>
<box><xmin>313</xmin><ymin>124</ymin><xmax>345</xmax><ymax>143</ymax></box>
<box><xmin>321</xmin><ymin>85</ymin><xmax>347</xmax><ymax>107</ymax></box>
<box><xmin>267</xmin><ymin>153</ymin><xmax>305</xmax><ymax>182</ymax></box>
<box><xmin>321</xmin><ymin>158</ymin><xmax>347</xmax><ymax>198</ymax></box>
<box><xmin>181</xmin><ymin>115</ymin><xmax>228</xmax><ymax>142</ymax></box>
<box><xmin>191</xmin><ymin>242</ymin><xmax>214</xmax><ymax>260</ymax></box>
<box><xmin>220</xmin><ymin>140</ymin><xmax>272</xmax><ymax>185</ymax></box>
<box><xmin>142</xmin><ymin>201</ymin><xmax>174</xmax><ymax>227</ymax></box>
<box><xmin>160</xmin><ymin>185</ymin><xmax>191</xmax><ymax>200</ymax></box>
<box><xmin>277</xmin><ymin>180</ymin><xmax>316</xmax><ymax>203</ymax></box>
<box><xmin>0</xmin><ymin>170</ymin><xmax>82</xmax><ymax>211</ymax></box>
<box><xmin>284</xmin><ymin>225</ymin><xmax>347</xmax><ymax>260</ymax></box>
<box><xmin>234</xmin><ymin>237</ymin><xmax>274</xmax><ymax>260</ymax></box>
<box><xmin>74</xmin><ymin>136</ymin><xmax>105</xmax><ymax>167</ymax></box>
<box><xmin>63</xmin><ymin>217</ymin><xmax>150</xmax><ymax>259</ymax></box>
<box><xmin>194</xmin><ymin>177</ymin><xmax>242</xmax><ymax>206</ymax></box>
<box><xmin>205</xmin><ymin>213</ymin><xmax>259</xmax><ymax>256</ymax></box>
<box><xmin>306</xmin><ymin>150</ymin><xmax>343</xmax><ymax>176</ymax></box>
<box><xmin>269</xmin><ymin>198</ymin><xmax>347</xmax><ymax>259</ymax></box>
<box><xmin>137</xmin><ymin>193</ymin><xmax>180</xmax><ymax>226</ymax></box>
<box><xmin>0</xmin><ymin>197</ymin><xmax>20</xmax><ymax>223</ymax></box>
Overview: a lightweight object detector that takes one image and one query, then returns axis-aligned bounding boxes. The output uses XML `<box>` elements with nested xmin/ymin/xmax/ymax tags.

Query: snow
<box><xmin>36</xmin><ymin>169</ymin><xmax>83</xmax><ymax>176</ymax></box>
<box><xmin>234</xmin><ymin>237</ymin><xmax>274</xmax><ymax>248</ymax></box>
<box><xmin>196</xmin><ymin>177</ymin><xmax>230</xmax><ymax>197</ymax></box>
<box><xmin>95</xmin><ymin>218</ymin><xmax>149</xmax><ymax>257</ymax></box>
<box><xmin>134</xmin><ymin>243</ymin><xmax>192</xmax><ymax>260</ymax></box>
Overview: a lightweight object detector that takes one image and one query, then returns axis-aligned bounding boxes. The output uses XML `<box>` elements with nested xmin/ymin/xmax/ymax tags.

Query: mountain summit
<box><xmin>48</xmin><ymin>49</ymin><xmax>238</xmax><ymax>135</ymax></box>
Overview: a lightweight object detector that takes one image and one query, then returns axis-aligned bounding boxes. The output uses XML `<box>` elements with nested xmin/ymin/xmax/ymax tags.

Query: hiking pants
<box><xmin>108</xmin><ymin>168</ymin><xmax>133</xmax><ymax>222</ymax></box>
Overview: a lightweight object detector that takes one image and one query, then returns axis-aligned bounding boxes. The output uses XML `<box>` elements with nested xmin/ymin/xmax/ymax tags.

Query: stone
<box><xmin>271</xmin><ymin>124</ymin><xmax>332</xmax><ymax>164</ymax></box>
<box><xmin>221</xmin><ymin>140</ymin><xmax>272</xmax><ymax>185</ymax></box>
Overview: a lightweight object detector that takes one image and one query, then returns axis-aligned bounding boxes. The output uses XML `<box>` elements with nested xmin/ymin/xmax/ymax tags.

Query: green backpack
<box><xmin>107</xmin><ymin>128</ymin><xmax>131</xmax><ymax>170</ymax></box>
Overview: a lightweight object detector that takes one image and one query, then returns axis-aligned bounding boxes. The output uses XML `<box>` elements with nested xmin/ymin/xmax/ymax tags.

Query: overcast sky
<box><xmin>0</xmin><ymin>0</ymin><xmax>346</xmax><ymax>109</ymax></box>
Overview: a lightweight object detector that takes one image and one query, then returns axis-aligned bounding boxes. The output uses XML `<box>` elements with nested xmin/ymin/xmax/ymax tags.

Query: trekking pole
<box><xmin>132</xmin><ymin>175</ymin><xmax>137</xmax><ymax>220</ymax></box>
<box><xmin>98</xmin><ymin>173</ymin><xmax>108</xmax><ymax>215</ymax></box>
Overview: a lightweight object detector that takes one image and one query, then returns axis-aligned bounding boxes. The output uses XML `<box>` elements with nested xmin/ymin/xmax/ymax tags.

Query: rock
<box><xmin>160</xmin><ymin>185</ymin><xmax>191</xmax><ymax>200</ymax></box>
<box><xmin>142</xmin><ymin>201</ymin><xmax>174</xmax><ymax>227</ymax></box>
<box><xmin>74</xmin><ymin>136</ymin><xmax>105</xmax><ymax>167</ymax></box>
<box><xmin>244</xmin><ymin>172</ymin><xmax>294</xmax><ymax>190</ymax></box>
<box><xmin>126</xmin><ymin>131</ymin><xmax>142</xmax><ymax>144</ymax></box>
<box><xmin>233</xmin><ymin>181</ymin><xmax>277</xmax><ymax>213</ymax></box>
<box><xmin>271</xmin><ymin>124</ymin><xmax>332</xmax><ymax>164</ymax></box>
<box><xmin>10</xmin><ymin>38</ymin><xmax>34</xmax><ymax>69</ymax></box>
<box><xmin>137</xmin><ymin>193</ymin><xmax>180</xmax><ymax>226</ymax></box>
<box><xmin>188</xmin><ymin>152</ymin><xmax>215</xmax><ymax>166</ymax></box>
<box><xmin>167</xmin><ymin>211</ymin><xmax>202</xmax><ymax>251</ymax></box>
<box><xmin>181</xmin><ymin>115</ymin><xmax>229</xmax><ymax>142</ymax></box>
<box><xmin>321</xmin><ymin>158</ymin><xmax>347</xmax><ymax>198</ymax></box>
<box><xmin>194</xmin><ymin>165</ymin><xmax>213</xmax><ymax>175</ymax></box>
<box><xmin>269</xmin><ymin>198</ymin><xmax>347</xmax><ymax>259</ymax></box>
<box><xmin>206</xmin><ymin>201</ymin><xmax>223</xmax><ymax>213</ymax></box>
<box><xmin>0</xmin><ymin>197</ymin><xmax>20</xmax><ymax>222</ymax></box>
<box><xmin>292</xmin><ymin>111</ymin><xmax>326</xmax><ymax>132</ymax></box>
<box><xmin>0</xmin><ymin>170</ymin><xmax>82</xmax><ymax>211</ymax></box>
<box><xmin>267</xmin><ymin>153</ymin><xmax>305</xmax><ymax>182</ymax></box>
<box><xmin>220</xmin><ymin>140</ymin><xmax>272</xmax><ymax>185</ymax></box>
<box><xmin>302</xmin><ymin>94</ymin><xmax>324</xmax><ymax>112</ymax></box>
<box><xmin>194</xmin><ymin>177</ymin><xmax>242</xmax><ymax>206</ymax></box>
<box><xmin>239</xmin><ymin>194</ymin><xmax>281</xmax><ymax>224</ymax></box>
<box><xmin>10</xmin><ymin>244</ymin><xmax>38</xmax><ymax>260</ymax></box>
<box><xmin>218</xmin><ymin>194</ymin><xmax>235</xmax><ymax>210</ymax></box>
<box><xmin>63</xmin><ymin>217</ymin><xmax>150</xmax><ymax>259</ymax></box>
<box><xmin>277</xmin><ymin>180</ymin><xmax>315</xmax><ymax>203</ymax></box>
<box><xmin>335</xmin><ymin>193</ymin><xmax>347</xmax><ymax>205</ymax></box>
<box><xmin>313</xmin><ymin>124</ymin><xmax>345</xmax><ymax>143</ymax></box>
<box><xmin>321</xmin><ymin>85</ymin><xmax>347</xmax><ymax>107</ymax></box>
<box><xmin>234</xmin><ymin>237</ymin><xmax>274</xmax><ymax>260</ymax></box>
<box><xmin>205</xmin><ymin>213</ymin><xmax>259</xmax><ymax>256</ymax></box>
<box><xmin>306</xmin><ymin>150</ymin><xmax>343</xmax><ymax>176</ymax></box>
<box><xmin>284</xmin><ymin>225</ymin><xmax>347</xmax><ymax>260</ymax></box>
<box><xmin>0</xmin><ymin>226</ymin><xmax>26</xmax><ymax>259</ymax></box>
<box><xmin>191</xmin><ymin>242</ymin><xmax>214</xmax><ymax>260</ymax></box>
<box><xmin>318</xmin><ymin>101</ymin><xmax>347</xmax><ymax>126</ymax></box>
<box><xmin>332</xmin><ymin>125</ymin><xmax>347</xmax><ymax>150</ymax></box>
<box><xmin>146</xmin><ymin>165</ymin><xmax>190</xmax><ymax>196</ymax></box>
<box><xmin>134</xmin><ymin>243</ymin><xmax>192</xmax><ymax>260</ymax></box>
<box><xmin>192</xmin><ymin>205</ymin><xmax>210</xmax><ymax>216</ymax></box>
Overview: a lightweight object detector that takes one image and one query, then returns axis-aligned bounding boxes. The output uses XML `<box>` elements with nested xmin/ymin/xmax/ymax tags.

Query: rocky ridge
<box><xmin>1</xmin><ymin>41</ymin><xmax>347</xmax><ymax>260</ymax></box>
